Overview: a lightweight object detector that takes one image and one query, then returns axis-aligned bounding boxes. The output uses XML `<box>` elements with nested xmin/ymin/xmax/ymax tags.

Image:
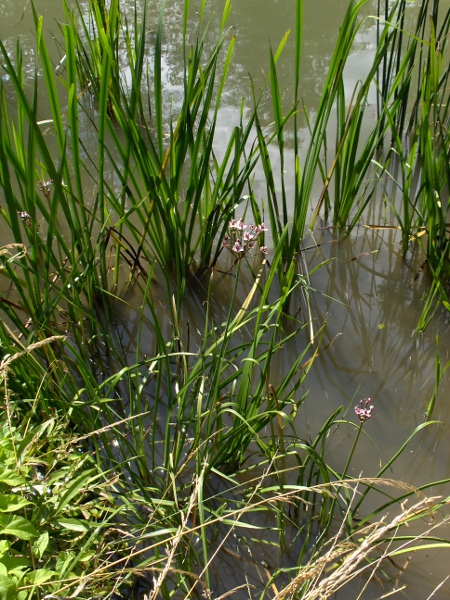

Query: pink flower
<box><xmin>256</xmin><ymin>223</ymin><xmax>269</xmax><ymax>233</ymax></box>
<box><xmin>17</xmin><ymin>211</ymin><xmax>32</xmax><ymax>227</ymax></box>
<box><xmin>354</xmin><ymin>399</ymin><xmax>374</xmax><ymax>423</ymax></box>
<box><xmin>224</xmin><ymin>219</ymin><xmax>270</xmax><ymax>258</ymax></box>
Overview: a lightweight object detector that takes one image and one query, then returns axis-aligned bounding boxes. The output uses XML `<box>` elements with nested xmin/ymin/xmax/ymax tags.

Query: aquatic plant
<box><xmin>354</xmin><ymin>398</ymin><xmax>375</xmax><ymax>423</ymax></box>
<box><xmin>375</xmin><ymin>0</ymin><xmax>450</xmax><ymax>326</ymax></box>
<box><xmin>251</xmin><ymin>0</ymin><xmax>415</xmax><ymax>309</ymax></box>
<box><xmin>221</xmin><ymin>219</ymin><xmax>269</xmax><ymax>259</ymax></box>
<box><xmin>0</xmin><ymin>0</ymin><xmax>449</xmax><ymax>597</ymax></box>
<box><xmin>61</xmin><ymin>0</ymin><xmax>265</xmax><ymax>310</ymax></box>
<box><xmin>255</xmin><ymin>0</ymin><xmax>449</xmax><ymax>319</ymax></box>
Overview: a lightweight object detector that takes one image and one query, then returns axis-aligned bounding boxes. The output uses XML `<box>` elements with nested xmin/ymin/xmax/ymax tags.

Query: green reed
<box><xmin>0</xmin><ymin>20</ymin><xmax>111</xmax><ymax>363</ymax></box>
<box><xmin>376</xmin><ymin>0</ymin><xmax>450</xmax><ymax>325</ymax></box>
<box><xmin>252</xmin><ymin>0</ymin><xmax>408</xmax><ymax>305</ymax></box>
<box><xmin>257</xmin><ymin>0</ymin><xmax>449</xmax><ymax>318</ymax></box>
<box><xmin>2</xmin><ymin>330</ymin><xmax>449</xmax><ymax>598</ymax></box>
<box><xmin>62</xmin><ymin>0</ymin><xmax>262</xmax><ymax>309</ymax></box>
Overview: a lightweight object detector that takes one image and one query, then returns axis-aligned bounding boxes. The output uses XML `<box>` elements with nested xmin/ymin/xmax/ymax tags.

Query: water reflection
<box><xmin>0</xmin><ymin>0</ymin><xmax>392</xmax><ymax>121</ymax></box>
<box><xmin>302</xmin><ymin>225</ymin><xmax>450</xmax><ymax>488</ymax></box>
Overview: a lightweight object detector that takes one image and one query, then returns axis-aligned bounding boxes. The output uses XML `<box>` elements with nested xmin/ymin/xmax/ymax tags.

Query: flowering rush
<box><xmin>354</xmin><ymin>398</ymin><xmax>374</xmax><ymax>423</ymax></box>
<box><xmin>222</xmin><ymin>219</ymin><xmax>268</xmax><ymax>257</ymax></box>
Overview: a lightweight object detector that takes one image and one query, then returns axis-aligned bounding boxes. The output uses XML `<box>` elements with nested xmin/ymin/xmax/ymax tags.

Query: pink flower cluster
<box><xmin>17</xmin><ymin>211</ymin><xmax>32</xmax><ymax>227</ymax></box>
<box><xmin>222</xmin><ymin>219</ymin><xmax>268</xmax><ymax>257</ymax></box>
<box><xmin>354</xmin><ymin>398</ymin><xmax>374</xmax><ymax>423</ymax></box>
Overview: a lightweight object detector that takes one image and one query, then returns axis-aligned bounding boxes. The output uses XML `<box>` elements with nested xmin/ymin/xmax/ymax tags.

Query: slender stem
<box><xmin>342</xmin><ymin>421</ymin><xmax>364</xmax><ymax>482</ymax></box>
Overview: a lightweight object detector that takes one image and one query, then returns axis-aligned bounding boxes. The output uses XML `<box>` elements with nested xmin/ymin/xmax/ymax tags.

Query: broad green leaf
<box><xmin>0</xmin><ymin>574</ymin><xmax>17</xmax><ymax>600</ymax></box>
<box><xmin>0</xmin><ymin>541</ymin><xmax>9</xmax><ymax>558</ymax></box>
<box><xmin>0</xmin><ymin>470</ymin><xmax>25</xmax><ymax>487</ymax></box>
<box><xmin>0</xmin><ymin>515</ymin><xmax>38</xmax><ymax>540</ymax></box>
<box><xmin>26</xmin><ymin>568</ymin><xmax>57</xmax><ymax>585</ymax></box>
<box><xmin>32</xmin><ymin>533</ymin><xmax>49</xmax><ymax>559</ymax></box>
<box><xmin>0</xmin><ymin>556</ymin><xmax>30</xmax><ymax>577</ymax></box>
<box><xmin>0</xmin><ymin>495</ymin><xmax>33</xmax><ymax>513</ymax></box>
<box><xmin>54</xmin><ymin>517</ymin><xmax>90</xmax><ymax>533</ymax></box>
<box><xmin>78</xmin><ymin>550</ymin><xmax>95</xmax><ymax>563</ymax></box>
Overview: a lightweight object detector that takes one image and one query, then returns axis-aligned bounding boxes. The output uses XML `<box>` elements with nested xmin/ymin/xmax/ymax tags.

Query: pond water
<box><xmin>1</xmin><ymin>0</ymin><xmax>450</xmax><ymax>598</ymax></box>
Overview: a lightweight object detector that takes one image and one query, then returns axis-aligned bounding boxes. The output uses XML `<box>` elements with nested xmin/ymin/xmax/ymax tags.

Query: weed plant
<box><xmin>0</xmin><ymin>0</ymin><xmax>449</xmax><ymax>598</ymax></box>
<box><xmin>0</xmin><ymin>339</ymin><xmax>122</xmax><ymax>599</ymax></box>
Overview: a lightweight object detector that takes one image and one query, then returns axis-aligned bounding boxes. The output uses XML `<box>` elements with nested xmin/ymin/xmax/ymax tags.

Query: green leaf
<box><xmin>0</xmin><ymin>542</ymin><xmax>9</xmax><ymax>559</ymax></box>
<box><xmin>53</xmin><ymin>469</ymin><xmax>97</xmax><ymax>515</ymax></box>
<box><xmin>78</xmin><ymin>550</ymin><xmax>95</xmax><ymax>563</ymax></box>
<box><xmin>26</xmin><ymin>568</ymin><xmax>57</xmax><ymax>585</ymax></box>
<box><xmin>32</xmin><ymin>533</ymin><xmax>49</xmax><ymax>560</ymax></box>
<box><xmin>0</xmin><ymin>574</ymin><xmax>17</xmax><ymax>600</ymax></box>
<box><xmin>0</xmin><ymin>470</ymin><xmax>25</xmax><ymax>488</ymax></box>
<box><xmin>55</xmin><ymin>551</ymin><xmax>76</xmax><ymax>576</ymax></box>
<box><xmin>0</xmin><ymin>556</ymin><xmax>30</xmax><ymax>577</ymax></box>
<box><xmin>0</xmin><ymin>495</ymin><xmax>33</xmax><ymax>513</ymax></box>
<box><xmin>54</xmin><ymin>517</ymin><xmax>90</xmax><ymax>533</ymax></box>
<box><xmin>0</xmin><ymin>515</ymin><xmax>38</xmax><ymax>540</ymax></box>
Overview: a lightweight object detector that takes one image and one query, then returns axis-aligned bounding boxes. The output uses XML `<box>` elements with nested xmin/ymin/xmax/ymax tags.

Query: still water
<box><xmin>1</xmin><ymin>0</ymin><xmax>450</xmax><ymax>598</ymax></box>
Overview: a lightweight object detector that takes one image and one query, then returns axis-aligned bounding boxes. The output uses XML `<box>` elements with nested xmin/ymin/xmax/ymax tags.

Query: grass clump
<box><xmin>0</xmin><ymin>340</ymin><xmax>121</xmax><ymax>599</ymax></box>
